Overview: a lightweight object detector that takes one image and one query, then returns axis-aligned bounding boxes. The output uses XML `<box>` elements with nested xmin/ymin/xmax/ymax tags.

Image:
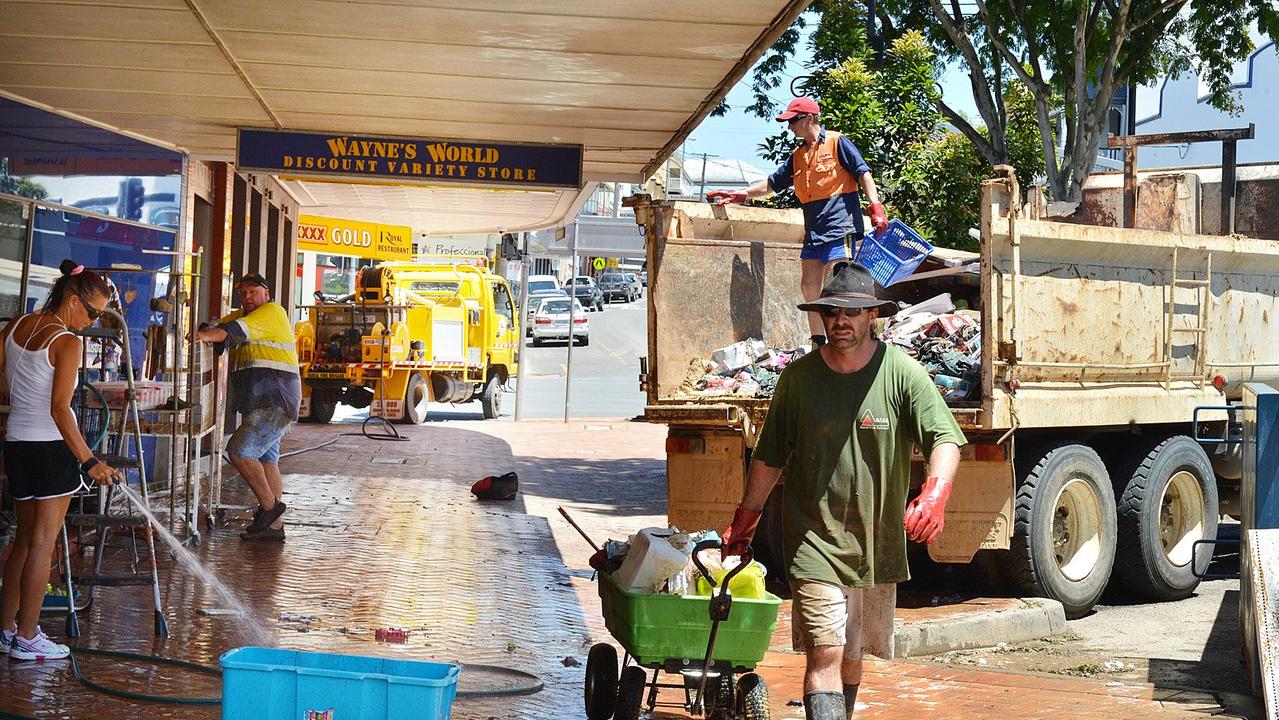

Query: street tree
<box><xmin>735</xmin><ymin>0</ymin><xmax>1278</xmax><ymax>201</ymax></box>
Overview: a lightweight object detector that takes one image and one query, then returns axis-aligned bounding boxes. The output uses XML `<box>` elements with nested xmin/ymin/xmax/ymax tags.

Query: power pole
<box><xmin>696</xmin><ymin>152</ymin><xmax>718</xmax><ymax>199</ymax></box>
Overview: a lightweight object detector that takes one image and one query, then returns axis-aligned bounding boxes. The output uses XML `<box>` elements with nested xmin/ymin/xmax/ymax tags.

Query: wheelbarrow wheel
<box><xmin>708</xmin><ymin>672</ymin><xmax>736</xmax><ymax>720</ymax></box>
<box><xmin>584</xmin><ymin>643</ymin><xmax>618</xmax><ymax>720</ymax></box>
<box><xmin>614</xmin><ymin>665</ymin><xmax>648</xmax><ymax>720</ymax></box>
<box><xmin>736</xmin><ymin>673</ymin><xmax>770</xmax><ymax>720</ymax></box>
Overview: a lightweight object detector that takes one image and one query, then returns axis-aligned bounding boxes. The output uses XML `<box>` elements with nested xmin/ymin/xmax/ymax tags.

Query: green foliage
<box><xmin>0</xmin><ymin>158</ymin><xmax>48</xmax><ymax>200</ymax></box>
<box><xmin>741</xmin><ymin>0</ymin><xmax>1278</xmax><ymax>201</ymax></box>
<box><xmin>751</xmin><ymin>31</ymin><xmax>1045</xmax><ymax>249</ymax></box>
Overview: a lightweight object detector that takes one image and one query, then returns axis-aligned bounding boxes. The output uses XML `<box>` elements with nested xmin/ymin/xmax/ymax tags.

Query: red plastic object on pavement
<box><xmin>375</xmin><ymin>627</ymin><xmax>410</xmax><ymax>643</ymax></box>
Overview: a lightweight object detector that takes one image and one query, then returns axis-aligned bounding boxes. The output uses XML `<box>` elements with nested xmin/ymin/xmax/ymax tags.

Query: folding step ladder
<box><xmin>61</xmin><ymin>308</ymin><xmax>168</xmax><ymax>638</ymax></box>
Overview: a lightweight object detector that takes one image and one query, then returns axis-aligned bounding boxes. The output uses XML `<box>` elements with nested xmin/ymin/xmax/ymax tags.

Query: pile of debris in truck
<box><xmin>672</xmin><ymin>291</ymin><xmax>981</xmax><ymax>405</ymax></box>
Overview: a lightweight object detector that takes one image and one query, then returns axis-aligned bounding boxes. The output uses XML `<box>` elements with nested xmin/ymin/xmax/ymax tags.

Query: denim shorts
<box><xmin>226</xmin><ymin>406</ymin><xmax>292</xmax><ymax>465</ymax></box>
<box><xmin>799</xmin><ymin>234</ymin><xmax>854</xmax><ymax>263</ymax></box>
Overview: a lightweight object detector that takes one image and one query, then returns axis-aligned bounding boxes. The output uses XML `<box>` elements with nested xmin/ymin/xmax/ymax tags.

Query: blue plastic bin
<box><xmin>854</xmin><ymin>219</ymin><xmax>933</xmax><ymax>286</ymax></box>
<box><xmin>220</xmin><ymin>647</ymin><xmax>460</xmax><ymax>720</ymax></box>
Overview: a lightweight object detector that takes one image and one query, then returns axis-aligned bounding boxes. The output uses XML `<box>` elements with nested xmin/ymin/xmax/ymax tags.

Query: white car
<box><xmin>525</xmin><ymin>289</ymin><xmax>567</xmax><ymax>335</ymax></box>
<box><xmin>531</xmin><ymin>296</ymin><xmax>589</xmax><ymax>346</ymax></box>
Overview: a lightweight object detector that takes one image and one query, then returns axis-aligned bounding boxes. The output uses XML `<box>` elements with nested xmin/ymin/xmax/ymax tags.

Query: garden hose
<box><xmin>0</xmin><ymin>647</ymin><xmax>540</xmax><ymax>718</ymax></box>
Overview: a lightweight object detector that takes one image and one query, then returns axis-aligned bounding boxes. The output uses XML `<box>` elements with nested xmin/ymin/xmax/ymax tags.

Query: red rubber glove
<box><xmin>721</xmin><ymin>505</ymin><xmax>763</xmax><ymax>560</ymax></box>
<box><xmin>904</xmin><ymin>476</ymin><xmax>952</xmax><ymax>544</ymax></box>
<box><xmin>868</xmin><ymin>201</ymin><xmax>889</xmax><ymax>234</ymax></box>
<box><xmin>707</xmin><ymin>190</ymin><xmax>749</xmax><ymax>206</ymax></box>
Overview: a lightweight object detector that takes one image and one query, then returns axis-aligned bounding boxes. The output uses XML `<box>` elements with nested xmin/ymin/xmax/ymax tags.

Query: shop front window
<box><xmin>28</xmin><ymin>207</ymin><xmax>175</xmax><ymax>371</ymax></box>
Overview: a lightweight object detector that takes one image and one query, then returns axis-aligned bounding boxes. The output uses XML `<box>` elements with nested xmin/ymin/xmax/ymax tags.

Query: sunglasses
<box><xmin>817</xmin><ymin>306</ymin><xmax>865</xmax><ymax>319</ymax></box>
<box><xmin>786</xmin><ymin>114</ymin><xmax>807</xmax><ymax>125</ymax></box>
<box><xmin>78</xmin><ymin>294</ymin><xmax>105</xmax><ymax>322</ymax></box>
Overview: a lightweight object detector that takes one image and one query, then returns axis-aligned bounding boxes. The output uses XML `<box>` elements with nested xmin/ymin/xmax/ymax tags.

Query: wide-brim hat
<box><xmin>797</xmin><ymin>261</ymin><xmax>898</xmax><ymax>317</ymax></box>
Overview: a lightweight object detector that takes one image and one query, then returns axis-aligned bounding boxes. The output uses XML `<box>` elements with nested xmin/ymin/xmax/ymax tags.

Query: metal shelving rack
<box><xmin>86</xmin><ymin>249</ymin><xmax>223</xmax><ymax>544</ymax></box>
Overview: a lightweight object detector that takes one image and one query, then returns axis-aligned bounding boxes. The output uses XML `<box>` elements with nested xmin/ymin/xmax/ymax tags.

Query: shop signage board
<box><xmin>297</xmin><ymin>215</ymin><xmax>413</xmax><ymax>262</ymax></box>
<box><xmin>238</xmin><ymin>128</ymin><xmax>583</xmax><ymax>189</ymax></box>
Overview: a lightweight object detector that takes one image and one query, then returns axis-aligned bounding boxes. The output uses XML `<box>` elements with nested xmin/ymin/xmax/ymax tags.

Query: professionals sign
<box><xmin>237</xmin><ymin>128</ymin><xmax>582</xmax><ymax>189</ymax></box>
<box><xmin>297</xmin><ymin>215</ymin><xmax>413</xmax><ymax>262</ymax></box>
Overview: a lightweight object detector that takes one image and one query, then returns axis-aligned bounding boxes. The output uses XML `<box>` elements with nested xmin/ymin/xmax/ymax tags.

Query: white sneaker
<box><xmin>0</xmin><ymin>623</ymin><xmax>15</xmax><ymax>655</ymax></box>
<box><xmin>9</xmin><ymin>627</ymin><xmax>70</xmax><ymax>661</ymax></box>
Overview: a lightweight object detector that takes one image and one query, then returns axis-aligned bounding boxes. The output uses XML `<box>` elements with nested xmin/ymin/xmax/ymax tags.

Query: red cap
<box><xmin>775</xmin><ymin>96</ymin><xmax>820</xmax><ymax>121</ymax></box>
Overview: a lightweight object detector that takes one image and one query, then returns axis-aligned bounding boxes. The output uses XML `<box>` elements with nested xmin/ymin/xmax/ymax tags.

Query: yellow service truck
<box><xmin>294</xmin><ymin>262</ymin><xmax>519</xmax><ymax>423</ymax></box>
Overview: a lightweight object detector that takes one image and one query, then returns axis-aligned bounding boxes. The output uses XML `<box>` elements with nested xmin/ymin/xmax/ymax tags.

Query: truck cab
<box><xmin>295</xmin><ymin>261</ymin><xmax>518</xmax><ymax>423</ymax></box>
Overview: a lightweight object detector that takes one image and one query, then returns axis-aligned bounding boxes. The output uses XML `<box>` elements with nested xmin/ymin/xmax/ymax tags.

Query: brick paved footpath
<box><xmin>0</xmin><ymin>417</ymin><xmax>1244</xmax><ymax>719</ymax></box>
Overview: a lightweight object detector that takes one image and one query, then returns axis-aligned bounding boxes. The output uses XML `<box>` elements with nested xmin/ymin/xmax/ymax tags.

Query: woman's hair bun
<box><xmin>59</xmin><ymin>259</ymin><xmax>79</xmax><ymax>275</ymax></box>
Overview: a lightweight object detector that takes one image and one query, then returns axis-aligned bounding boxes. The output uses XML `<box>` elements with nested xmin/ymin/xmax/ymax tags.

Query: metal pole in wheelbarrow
<box><xmin>690</xmin><ymin>539</ymin><xmax>753</xmax><ymax>716</ymax></box>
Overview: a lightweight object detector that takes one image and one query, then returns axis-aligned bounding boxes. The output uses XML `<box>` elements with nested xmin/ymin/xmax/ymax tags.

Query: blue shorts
<box><xmin>227</xmin><ymin>407</ymin><xmax>292</xmax><ymax>465</ymax></box>
<box><xmin>800</xmin><ymin>234</ymin><xmax>854</xmax><ymax>263</ymax></box>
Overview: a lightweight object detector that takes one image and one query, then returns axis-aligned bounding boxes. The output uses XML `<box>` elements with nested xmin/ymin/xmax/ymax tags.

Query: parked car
<box><xmin>566</xmin><ymin>276</ymin><xmax>604</xmax><ymax>311</ymax></box>
<box><xmin>624</xmin><ymin>272</ymin><xmax>643</xmax><ymax>299</ymax></box>
<box><xmin>526</xmin><ymin>274</ymin><xmax>560</xmax><ymax>295</ymax></box>
<box><xmin>525</xmin><ymin>288</ymin><xmax>567</xmax><ymax>335</ymax></box>
<box><xmin>599</xmin><ymin>271</ymin><xmax>637</xmax><ymax>303</ymax></box>
<box><xmin>531</xmin><ymin>296</ymin><xmax>589</xmax><ymax>346</ymax></box>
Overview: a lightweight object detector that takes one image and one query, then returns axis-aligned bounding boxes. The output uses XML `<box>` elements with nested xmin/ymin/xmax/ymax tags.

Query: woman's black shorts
<box><xmin>4</xmin><ymin>440</ymin><xmax>82</xmax><ymax>500</ymax></box>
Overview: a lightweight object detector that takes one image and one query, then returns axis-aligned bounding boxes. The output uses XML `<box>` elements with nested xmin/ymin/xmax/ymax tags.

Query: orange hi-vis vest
<box><xmin>792</xmin><ymin>130</ymin><xmax>860</xmax><ymax>205</ymax></box>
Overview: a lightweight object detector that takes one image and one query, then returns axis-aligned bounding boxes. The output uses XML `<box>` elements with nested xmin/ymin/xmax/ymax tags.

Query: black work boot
<box><xmin>844</xmin><ymin>683</ymin><xmax>860</xmax><ymax>714</ymax></box>
<box><xmin>803</xmin><ymin>691</ymin><xmax>846</xmax><ymax>720</ymax></box>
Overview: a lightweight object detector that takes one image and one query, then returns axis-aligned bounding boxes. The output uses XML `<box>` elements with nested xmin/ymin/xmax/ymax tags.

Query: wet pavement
<box><xmin>0</xmin><ymin>418</ymin><xmax>1254</xmax><ymax>718</ymax></box>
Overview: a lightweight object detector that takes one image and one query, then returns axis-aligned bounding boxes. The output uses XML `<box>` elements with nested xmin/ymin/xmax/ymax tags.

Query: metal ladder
<box><xmin>1165</xmin><ymin>247</ymin><xmax>1212</xmax><ymax>388</ymax></box>
<box><xmin>60</xmin><ymin>308</ymin><xmax>168</xmax><ymax>638</ymax></box>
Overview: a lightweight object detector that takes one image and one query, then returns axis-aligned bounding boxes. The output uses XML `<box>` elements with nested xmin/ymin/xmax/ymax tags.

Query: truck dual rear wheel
<box><xmin>308</xmin><ymin>394</ymin><xmax>337</xmax><ymax>424</ymax></box>
<box><xmin>1111</xmin><ymin>435</ymin><xmax>1218</xmax><ymax>601</ymax></box>
<box><xmin>1008</xmin><ymin>442</ymin><xmax>1117</xmax><ymax>618</ymax></box>
<box><xmin>401</xmin><ymin>373</ymin><xmax>429</xmax><ymax>425</ymax></box>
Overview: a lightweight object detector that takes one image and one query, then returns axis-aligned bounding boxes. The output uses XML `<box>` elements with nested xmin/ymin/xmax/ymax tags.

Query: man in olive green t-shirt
<box><xmin>723</xmin><ymin>262</ymin><xmax>965</xmax><ymax>720</ymax></box>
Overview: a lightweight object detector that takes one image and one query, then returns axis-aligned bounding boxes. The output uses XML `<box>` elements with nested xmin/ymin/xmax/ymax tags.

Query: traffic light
<box><xmin>119</xmin><ymin>177</ymin><xmax>145</xmax><ymax>221</ymax></box>
<box><xmin>500</xmin><ymin>233</ymin><xmax>522</xmax><ymax>261</ymax></box>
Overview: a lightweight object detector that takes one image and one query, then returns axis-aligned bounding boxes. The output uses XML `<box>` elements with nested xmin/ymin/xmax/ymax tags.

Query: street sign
<box><xmin>592</xmin><ymin>257</ymin><xmax>606</xmax><ymax>271</ymax></box>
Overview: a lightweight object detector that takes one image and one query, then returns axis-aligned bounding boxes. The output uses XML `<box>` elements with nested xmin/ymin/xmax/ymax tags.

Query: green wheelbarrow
<box><xmin>585</xmin><ymin>539</ymin><xmax>781</xmax><ymax>720</ymax></box>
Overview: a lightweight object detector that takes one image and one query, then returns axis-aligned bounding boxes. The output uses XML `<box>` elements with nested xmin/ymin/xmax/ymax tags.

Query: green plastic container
<box><xmin>598</xmin><ymin>571</ymin><xmax>781</xmax><ymax>669</ymax></box>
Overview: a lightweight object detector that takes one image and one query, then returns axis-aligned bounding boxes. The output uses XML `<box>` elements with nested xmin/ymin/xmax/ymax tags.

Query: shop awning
<box><xmin>0</xmin><ymin>1</ymin><xmax>808</xmax><ymax>234</ymax></box>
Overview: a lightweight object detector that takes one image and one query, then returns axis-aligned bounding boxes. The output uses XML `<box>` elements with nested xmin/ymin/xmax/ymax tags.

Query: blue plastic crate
<box><xmin>220</xmin><ymin>647</ymin><xmax>460</xmax><ymax>720</ymax></box>
<box><xmin>854</xmin><ymin>219</ymin><xmax>933</xmax><ymax>287</ymax></box>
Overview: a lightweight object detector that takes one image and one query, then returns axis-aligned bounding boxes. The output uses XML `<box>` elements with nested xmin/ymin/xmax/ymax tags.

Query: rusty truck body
<box><xmin>628</xmin><ymin>173</ymin><xmax>1279</xmax><ymax>617</ymax></box>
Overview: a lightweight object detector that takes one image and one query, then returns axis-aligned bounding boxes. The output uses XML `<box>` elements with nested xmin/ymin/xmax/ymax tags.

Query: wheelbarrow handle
<box><xmin>691</xmin><ymin>539</ymin><xmax>752</xmax><ymax>593</ymax></box>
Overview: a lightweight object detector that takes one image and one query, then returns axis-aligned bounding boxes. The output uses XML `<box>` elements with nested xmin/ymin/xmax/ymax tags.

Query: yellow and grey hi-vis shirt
<box><xmin>216</xmin><ymin>302</ymin><xmax>301</xmax><ymax>418</ymax></box>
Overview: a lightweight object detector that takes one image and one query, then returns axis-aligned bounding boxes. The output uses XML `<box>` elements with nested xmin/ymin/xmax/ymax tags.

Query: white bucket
<box><xmin>612</xmin><ymin>527</ymin><xmax>692</xmax><ymax>594</ymax></box>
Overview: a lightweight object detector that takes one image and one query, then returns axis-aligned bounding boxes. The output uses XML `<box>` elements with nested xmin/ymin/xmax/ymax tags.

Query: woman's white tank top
<box><xmin>5</xmin><ymin>314</ymin><xmax>73</xmax><ymax>442</ymax></box>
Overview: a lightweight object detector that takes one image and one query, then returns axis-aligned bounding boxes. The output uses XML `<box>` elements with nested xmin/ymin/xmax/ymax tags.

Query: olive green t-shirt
<box><xmin>752</xmin><ymin>342</ymin><xmax>966</xmax><ymax>588</ymax></box>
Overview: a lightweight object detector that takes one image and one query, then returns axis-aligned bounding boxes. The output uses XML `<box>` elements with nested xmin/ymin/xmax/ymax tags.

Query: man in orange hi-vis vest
<box><xmin>708</xmin><ymin>96</ymin><xmax>889</xmax><ymax>348</ymax></box>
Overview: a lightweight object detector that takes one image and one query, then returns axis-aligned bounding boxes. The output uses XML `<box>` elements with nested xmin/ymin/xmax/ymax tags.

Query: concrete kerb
<box><xmin>892</xmin><ymin>597</ymin><xmax>1068</xmax><ymax>658</ymax></box>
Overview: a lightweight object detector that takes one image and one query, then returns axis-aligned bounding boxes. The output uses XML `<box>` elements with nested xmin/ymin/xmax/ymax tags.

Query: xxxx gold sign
<box><xmin>237</xmin><ymin>128</ymin><xmax>582</xmax><ymax>189</ymax></box>
<box><xmin>296</xmin><ymin>215</ymin><xmax>413</xmax><ymax>262</ymax></box>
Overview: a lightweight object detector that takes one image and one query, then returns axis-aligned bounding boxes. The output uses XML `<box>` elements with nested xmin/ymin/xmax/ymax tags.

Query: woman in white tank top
<box><xmin>0</xmin><ymin>259</ymin><xmax>119</xmax><ymax>661</ymax></box>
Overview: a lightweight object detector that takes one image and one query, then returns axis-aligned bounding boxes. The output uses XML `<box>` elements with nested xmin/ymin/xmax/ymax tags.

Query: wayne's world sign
<box><xmin>236</xmin><ymin>128</ymin><xmax>582</xmax><ymax>189</ymax></box>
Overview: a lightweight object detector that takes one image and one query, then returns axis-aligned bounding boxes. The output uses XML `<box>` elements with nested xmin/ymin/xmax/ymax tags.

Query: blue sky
<box><xmin>686</xmin><ymin>29</ymin><xmax>981</xmax><ymax>171</ymax></box>
<box><xmin>685</xmin><ymin>64</ymin><xmax>981</xmax><ymax>169</ymax></box>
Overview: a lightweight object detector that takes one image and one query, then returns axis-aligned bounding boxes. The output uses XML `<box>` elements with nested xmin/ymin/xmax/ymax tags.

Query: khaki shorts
<box><xmin>791</xmin><ymin>580</ymin><xmax>896</xmax><ymax>660</ymax></box>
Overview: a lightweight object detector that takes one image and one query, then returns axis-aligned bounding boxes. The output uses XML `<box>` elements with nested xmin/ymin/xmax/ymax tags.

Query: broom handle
<box><xmin>557</xmin><ymin>506</ymin><xmax>600</xmax><ymax>552</ymax></box>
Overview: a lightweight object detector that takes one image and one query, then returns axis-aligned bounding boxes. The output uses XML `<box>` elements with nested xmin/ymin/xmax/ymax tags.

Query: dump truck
<box><xmin>294</xmin><ymin>261</ymin><xmax>519</xmax><ymax>423</ymax></box>
<box><xmin>628</xmin><ymin>170</ymin><xmax>1279</xmax><ymax>617</ymax></box>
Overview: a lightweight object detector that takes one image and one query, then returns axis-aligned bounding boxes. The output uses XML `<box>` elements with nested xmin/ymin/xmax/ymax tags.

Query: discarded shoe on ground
<box><xmin>471</xmin><ymin>472</ymin><xmax>518</xmax><ymax>500</ymax></box>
